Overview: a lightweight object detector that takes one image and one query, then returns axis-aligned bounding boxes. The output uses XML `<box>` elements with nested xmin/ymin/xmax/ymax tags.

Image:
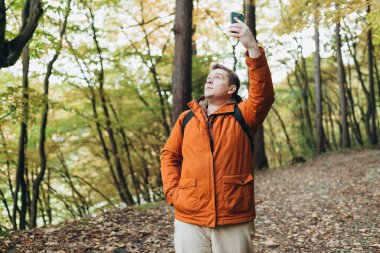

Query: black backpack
<box><xmin>181</xmin><ymin>105</ymin><xmax>254</xmax><ymax>154</ymax></box>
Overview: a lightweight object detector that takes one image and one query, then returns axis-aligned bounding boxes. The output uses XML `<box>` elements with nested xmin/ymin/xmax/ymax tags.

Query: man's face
<box><xmin>204</xmin><ymin>69</ymin><xmax>235</xmax><ymax>102</ymax></box>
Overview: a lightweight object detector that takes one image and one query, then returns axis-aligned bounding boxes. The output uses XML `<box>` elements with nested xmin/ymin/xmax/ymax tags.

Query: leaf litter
<box><xmin>0</xmin><ymin>147</ymin><xmax>379</xmax><ymax>252</ymax></box>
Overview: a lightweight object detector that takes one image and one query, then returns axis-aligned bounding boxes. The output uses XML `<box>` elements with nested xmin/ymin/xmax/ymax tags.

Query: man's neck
<box><xmin>207</xmin><ymin>103</ymin><xmax>221</xmax><ymax>116</ymax></box>
<box><xmin>206</xmin><ymin>99</ymin><xmax>229</xmax><ymax>116</ymax></box>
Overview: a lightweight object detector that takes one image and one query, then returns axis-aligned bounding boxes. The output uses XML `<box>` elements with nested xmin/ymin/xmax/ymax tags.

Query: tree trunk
<box><xmin>254</xmin><ymin>125</ymin><xmax>268</xmax><ymax>170</ymax></box>
<box><xmin>366</xmin><ymin>0</ymin><xmax>378</xmax><ymax>145</ymax></box>
<box><xmin>171</xmin><ymin>0</ymin><xmax>193</xmax><ymax>126</ymax></box>
<box><xmin>12</xmin><ymin>46</ymin><xmax>30</xmax><ymax>230</ymax></box>
<box><xmin>336</xmin><ymin>18</ymin><xmax>350</xmax><ymax>148</ymax></box>
<box><xmin>245</xmin><ymin>0</ymin><xmax>256</xmax><ymax>39</ymax></box>
<box><xmin>314</xmin><ymin>14</ymin><xmax>325</xmax><ymax>154</ymax></box>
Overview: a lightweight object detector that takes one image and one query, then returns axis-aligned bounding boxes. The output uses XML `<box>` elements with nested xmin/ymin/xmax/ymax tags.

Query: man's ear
<box><xmin>227</xmin><ymin>85</ymin><xmax>237</xmax><ymax>95</ymax></box>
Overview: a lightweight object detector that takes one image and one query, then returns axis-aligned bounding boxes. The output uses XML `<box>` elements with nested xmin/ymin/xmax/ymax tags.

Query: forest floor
<box><xmin>0</xmin><ymin>146</ymin><xmax>379</xmax><ymax>253</ymax></box>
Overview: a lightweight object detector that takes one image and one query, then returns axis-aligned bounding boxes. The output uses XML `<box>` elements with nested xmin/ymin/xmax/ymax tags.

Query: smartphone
<box><xmin>231</xmin><ymin>12</ymin><xmax>244</xmax><ymax>24</ymax></box>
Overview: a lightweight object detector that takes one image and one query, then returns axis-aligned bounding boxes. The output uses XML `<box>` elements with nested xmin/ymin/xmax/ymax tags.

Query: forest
<box><xmin>0</xmin><ymin>0</ymin><xmax>379</xmax><ymax>251</ymax></box>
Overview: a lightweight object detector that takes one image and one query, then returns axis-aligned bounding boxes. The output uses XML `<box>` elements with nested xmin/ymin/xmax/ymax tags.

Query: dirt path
<box><xmin>252</xmin><ymin>147</ymin><xmax>379</xmax><ymax>252</ymax></box>
<box><xmin>1</xmin><ymin>147</ymin><xmax>379</xmax><ymax>252</ymax></box>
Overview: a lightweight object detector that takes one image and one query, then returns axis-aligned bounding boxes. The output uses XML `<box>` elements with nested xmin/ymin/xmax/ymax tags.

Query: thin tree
<box><xmin>335</xmin><ymin>6</ymin><xmax>350</xmax><ymax>148</ymax></box>
<box><xmin>366</xmin><ymin>0</ymin><xmax>378</xmax><ymax>145</ymax></box>
<box><xmin>30</xmin><ymin>0</ymin><xmax>71</xmax><ymax>228</ymax></box>
<box><xmin>313</xmin><ymin>8</ymin><xmax>325</xmax><ymax>154</ymax></box>
<box><xmin>171</xmin><ymin>0</ymin><xmax>193</xmax><ymax>126</ymax></box>
<box><xmin>12</xmin><ymin>46</ymin><xmax>30</xmax><ymax>230</ymax></box>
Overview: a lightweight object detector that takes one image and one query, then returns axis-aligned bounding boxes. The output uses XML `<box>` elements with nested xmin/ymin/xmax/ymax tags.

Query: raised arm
<box><xmin>242</xmin><ymin>47</ymin><xmax>275</xmax><ymax>130</ymax></box>
<box><xmin>228</xmin><ymin>17</ymin><xmax>275</xmax><ymax>130</ymax></box>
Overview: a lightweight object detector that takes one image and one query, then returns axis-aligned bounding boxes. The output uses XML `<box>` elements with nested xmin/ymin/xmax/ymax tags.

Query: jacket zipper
<box><xmin>207</xmin><ymin>116</ymin><xmax>215</xmax><ymax>154</ymax></box>
<box><xmin>207</xmin><ymin>115</ymin><xmax>216</xmax><ymax>225</ymax></box>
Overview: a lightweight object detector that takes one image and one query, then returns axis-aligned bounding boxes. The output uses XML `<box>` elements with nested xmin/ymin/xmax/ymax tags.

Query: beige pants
<box><xmin>174</xmin><ymin>218</ymin><xmax>255</xmax><ymax>253</ymax></box>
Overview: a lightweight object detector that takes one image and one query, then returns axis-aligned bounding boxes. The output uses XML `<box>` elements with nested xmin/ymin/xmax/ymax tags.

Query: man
<box><xmin>160</xmin><ymin>17</ymin><xmax>275</xmax><ymax>253</ymax></box>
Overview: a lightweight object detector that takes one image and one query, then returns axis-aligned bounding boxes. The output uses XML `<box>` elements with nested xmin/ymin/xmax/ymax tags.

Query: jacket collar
<box><xmin>187</xmin><ymin>95</ymin><xmax>242</xmax><ymax>120</ymax></box>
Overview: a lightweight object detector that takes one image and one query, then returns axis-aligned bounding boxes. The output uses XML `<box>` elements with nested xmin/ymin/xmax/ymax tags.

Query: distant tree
<box><xmin>366</xmin><ymin>0</ymin><xmax>378</xmax><ymax>145</ymax></box>
<box><xmin>335</xmin><ymin>4</ymin><xmax>350</xmax><ymax>148</ymax></box>
<box><xmin>313</xmin><ymin>6</ymin><xmax>325</xmax><ymax>154</ymax></box>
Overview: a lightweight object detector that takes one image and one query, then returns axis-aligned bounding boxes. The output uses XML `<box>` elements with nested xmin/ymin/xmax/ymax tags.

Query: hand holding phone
<box><xmin>228</xmin><ymin>13</ymin><xmax>260</xmax><ymax>57</ymax></box>
<box><xmin>231</xmin><ymin>12</ymin><xmax>244</xmax><ymax>24</ymax></box>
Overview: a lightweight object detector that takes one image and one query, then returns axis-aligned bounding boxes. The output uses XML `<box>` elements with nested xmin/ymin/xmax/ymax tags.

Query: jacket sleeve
<box><xmin>160</xmin><ymin>111</ymin><xmax>187</xmax><ymax>206</ymax></box>
<box><xmin>239</xmin><ymin>46</ymin><xmax>275</xmax><ymax>131</ymax></box>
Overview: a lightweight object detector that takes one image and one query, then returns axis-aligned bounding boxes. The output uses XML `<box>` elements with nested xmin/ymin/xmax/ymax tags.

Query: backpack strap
<box><xmin>181</xmin><ymin>110</ymin><xmax>194</xmax><ymax>136</ymax></box>
<box><xmin>232</xmin><ymin>105</ymin><xmax>255</xmax><ymax>154</ymax></box>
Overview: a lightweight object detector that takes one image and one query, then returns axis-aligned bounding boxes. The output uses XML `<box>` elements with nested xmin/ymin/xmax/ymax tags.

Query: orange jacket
<box><xmin>160</xmin><ymin>47</ymin><xmax>275</xmax><ymax>227</ymax></box>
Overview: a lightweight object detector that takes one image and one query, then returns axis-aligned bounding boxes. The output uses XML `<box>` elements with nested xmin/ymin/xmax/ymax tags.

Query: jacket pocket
<box><xmin>223</xmin><ymin>174</ymin><xmax>254</xmax><ymax>214</ymax></box>
<box><xmin>174</xmin><ymin>177</ymin><xmax>198</xmax><ymax>215</ymax></box>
